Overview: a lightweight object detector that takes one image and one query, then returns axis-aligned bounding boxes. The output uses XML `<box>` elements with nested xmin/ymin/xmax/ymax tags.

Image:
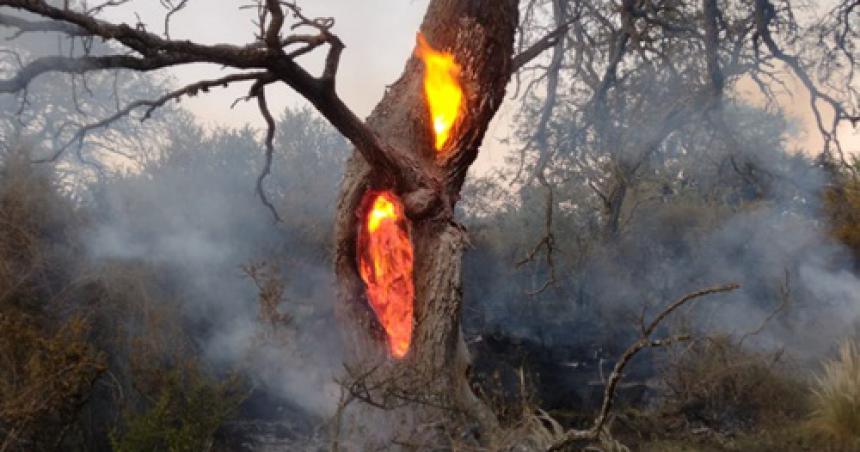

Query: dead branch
<box><xmin>253</xmin><ymin>83</ymin><xmax>282</xmax><ymax>222</ymax></box>
<box><xmin>0</xmin><ymin>12</ymin><xmax>88</xmax><ymax>37</ymax></box>
<box><xmin>514</xmin><ymin>0</ymin><xmax>580</xmax><ymax>295</ymax></box>
<box><xmin>737</xmin><ymin>269</ymin><xmax>791</xmax><ymax>347</ymax></box>
<box><xmin>32</xmin><ymin>72</ymin><xmax>271</xmax><ymax>163</ymax></box>
<box><xmin>0</xmin><ymin>0</ymin><xmax>437</xmax><ymax>206</ymax></box>
<box><xmin>337</xmin><ymin>361</ymin><xmax>466</xmax><ymax>414</ymax></box>
<box><xmin>547</xmin><ymin>283</ymin><xmax>740</xmax><ymax>451</ymax></box>
<box><xmin>160</xmin><ymin>0</ymin><xmax>189</xmax><ymax>39</ymax></box>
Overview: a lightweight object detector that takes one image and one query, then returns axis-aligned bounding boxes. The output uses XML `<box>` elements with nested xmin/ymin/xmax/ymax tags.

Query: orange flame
<box><xmin>416</xmin><ymin>32</ymin><xmax>463</xmax><ymax>152</ymax></box>
<box><xmin>357</xmin><ymin>191</ymin><xmax>414</xmax><ymax>359</ymax></box>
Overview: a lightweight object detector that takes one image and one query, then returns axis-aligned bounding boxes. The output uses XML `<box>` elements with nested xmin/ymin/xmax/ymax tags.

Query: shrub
<box><xmin>111</xmin><ymin>363</ymin><xmax>245</xmax><ymax>452</ymax></box>
<box><xmin>659</xmin><ymin>336</ymin><xmax>806</xmax><ymax>432</ymax></box>
<box><xmin>824</xmin><ymin>169</ymin><xmax>860</xmax><ymax>263</ymax></box>
<box><xmin>0</xmin><ymin>313</ymin><xmax>106</xmax><ymax>450</ymax></box>
<box><xmin>809</xmin><ymin>340</ymin><xmax>860</xmax><ymax>450</ymax></box>
<box><xmin>0</xmin><ymin>143</ymin><xmax>106</xmax><ymax>450</ymax></box>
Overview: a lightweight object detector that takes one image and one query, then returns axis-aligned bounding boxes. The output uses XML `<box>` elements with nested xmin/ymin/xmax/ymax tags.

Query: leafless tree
<box><xmin>512</xmin><ymin>0</ymin><xmax>857</xmax><ymax>262</ymax></box>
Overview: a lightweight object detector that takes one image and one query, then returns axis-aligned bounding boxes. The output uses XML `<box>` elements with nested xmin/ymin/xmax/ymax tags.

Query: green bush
<box><xmin>111</xmin><ymin>364</ymin><xmax>245</xmax><ymax>452</ymax></box>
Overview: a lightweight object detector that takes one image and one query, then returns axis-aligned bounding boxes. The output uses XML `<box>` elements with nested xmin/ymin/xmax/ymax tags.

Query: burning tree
<box><xmin>0</xmin><ymin>0</ymin><xmax>524</xmax><ymax>445</ymax></box>
<box><xmin>0</xmin><ymin>0</ymin><xmax>856</xmax><ymax>449</ymax></box>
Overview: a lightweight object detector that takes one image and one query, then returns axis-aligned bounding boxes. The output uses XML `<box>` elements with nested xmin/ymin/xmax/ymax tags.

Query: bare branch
<box><xmin>0</xmin><ymin>53</ymin><xmax>196</xmax><ymax>93</ymax></box>
<box><xmin>161</xmin><ymin>0</ymin><xmax>189</xmax><ymax>39</ymax></box>
<box><xmin>0</xmin><ymin>0</ymin><xmax>438</xmax><ymax>204</ymax></box>
<box><xmin>264</xmin><ymin>0</ymin><xmax>284</xmax><ymax>49</ymax></box>
<box><xmin>548</xmin><ymin>283</ymin><xmax>740</xmax><ymax>451</ymax></box>
<box><xmin>32</xmin><ymin>72</ymin><xmax>270</xmax><ymax>163</ymax></box>
<box><xmin>514</xmin><ymin>0</ymin><xmax>576</xmax><ymax>295</ymax></box>
<box><xmin>253</xmin><ymin>82</ymin><xmax>282</xmax><ymax>223</ymax></box>
<box><xmin>753</xmin><ymin>0</ymin><xmax>859</xmax><ymax>164</ymax></box>
<box><xmin>511</xmin><ymin>17</ymin><xmax>573</xmax><ymax>73</ymax></box>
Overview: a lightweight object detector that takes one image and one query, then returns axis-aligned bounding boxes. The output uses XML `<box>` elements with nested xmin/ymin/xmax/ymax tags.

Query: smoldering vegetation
<box><xmin>0</xmin><ymin>82</ymin><xmax>350</xmax><ymax>448</ymax></box>
<box><xmin>1</xmin><ymin>5</ymin><xmax>860</xmax><ymax>452</ymax></box>
<box><xmin>464</xmin><ymin>105</ymin><xmax>858</xmax><ymax>365</ymax></box>
<box><xmin>458</xmin><ymin>73</ymin><xmax>860</xmax><ymax>452</ymax></box>
<box><xmin>3</xmin><ymin>90</ymin><xmax>860</xmax><ymax>450</ymax></box>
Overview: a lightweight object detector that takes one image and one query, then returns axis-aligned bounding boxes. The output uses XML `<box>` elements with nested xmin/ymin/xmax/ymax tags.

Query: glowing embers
<box><xmin>415</xmin><ymin>32</ymin><xmax>463</xmax><ymax>153</ymax></box>
<box><xmin>357</xmin><ymin>190</ymin><xmax>415</xmax><ymax>359</ymax></box>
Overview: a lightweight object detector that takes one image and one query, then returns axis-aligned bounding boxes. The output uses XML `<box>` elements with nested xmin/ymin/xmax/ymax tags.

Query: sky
<box><xmin>98</xmin><ymin>1</ymin><xmax>857</xmax><ymax>172</ymax></box>
<box><xmin>108</xmin><ymin>1</ymin><xmax>430</xmax><ymax>125</ymax></box>
<box><xmin>96</xmin><ymin>0</ymin><xmax>523</xmax><ymax>174</ymax></box>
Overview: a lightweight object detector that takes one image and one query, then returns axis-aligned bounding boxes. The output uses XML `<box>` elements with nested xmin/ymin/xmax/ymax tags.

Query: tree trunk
<box><xmin>332</xmin><ymin>0</ymin><xmax>518</xmax><ymax>447</ymax></box>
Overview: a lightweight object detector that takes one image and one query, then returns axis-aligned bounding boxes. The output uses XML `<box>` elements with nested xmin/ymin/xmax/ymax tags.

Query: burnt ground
<box><xmin>467</xmin><ymin>326</ymin><xmax>657</xmax><ymax>424</ymax></box>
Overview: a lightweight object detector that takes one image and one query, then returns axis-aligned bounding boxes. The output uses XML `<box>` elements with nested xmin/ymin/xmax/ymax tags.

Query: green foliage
<box><xmin>809</xmin><ymin>340</ymin><xmax>860</xmax><ymax>450</ymax></box>
<box><xmin>111</xmin><ymin>364</ymin><xmax>245</xmax><ymax>452</ymax></box>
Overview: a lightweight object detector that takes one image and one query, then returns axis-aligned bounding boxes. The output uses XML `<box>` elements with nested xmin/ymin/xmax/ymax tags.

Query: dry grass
<box><xmin>809</xmin><ymin>340</ymin><xmax>860</xmax><ymax>450</ymax></box>
<box><xmin>660</xmin><ymin>335</ymin><xmax>806</xmax><ymax>432</ymax></box>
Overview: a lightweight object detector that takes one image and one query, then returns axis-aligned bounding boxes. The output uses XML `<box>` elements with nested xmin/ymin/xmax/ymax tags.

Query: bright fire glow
<box><xmin>416</xmin><ymin>33</ymin><xmax>463</xmax><ymax>152</ymax></box>
<box><xmin>357</xmin><ymin>191</ymin><xmax>414</xmax><ymax>359</ymax></box>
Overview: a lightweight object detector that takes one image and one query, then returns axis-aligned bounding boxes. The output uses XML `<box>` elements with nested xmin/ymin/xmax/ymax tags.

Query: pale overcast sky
<box><xmin>101</xmin><ymin>0</ymin><xmax>519</xmax><ymax>172</ymax></box>
<box><xmin>105</xmin><ymin>1</ymin><xmax>430</xmax><ymax>123</ymax></box>
<box><xmin>98</xmin><ymin>1</ymin><xmax>856</xmax><ymax>171</ymax></box>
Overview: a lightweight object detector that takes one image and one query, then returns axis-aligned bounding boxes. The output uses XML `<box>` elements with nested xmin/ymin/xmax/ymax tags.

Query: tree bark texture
<box><xmin>333</xmin><ymin>0</ymin><xmax>518</xmax><ymax>446</ymax></box>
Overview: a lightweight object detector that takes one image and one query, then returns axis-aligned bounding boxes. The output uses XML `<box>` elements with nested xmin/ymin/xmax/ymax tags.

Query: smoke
<box><xmin>0</xmin><ymin>8</ymin><xmax>349</xmax><ymax>423</ymax></box>
<box><xmin>1</xmin><ymin>2</ymin><xmax>856</xmax><ymax>442</ymax></box>
<box><xmin>81</xmin><ymin>112</ymin><xmax>348</xmax><ymax>417</ymax></box>
<box><xmin>0</xmin><ymin>10</ymin><xmax>173</xmax><ymax>180</ymax></box>
<box><xmin>463</xmin><ymin>101</ymin><xmax>860</xmax><ymax>371</ymax></box>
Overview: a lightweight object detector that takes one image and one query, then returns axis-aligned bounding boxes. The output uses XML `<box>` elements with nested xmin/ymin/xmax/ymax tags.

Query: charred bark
<box><xmin>333</xmin><ymin>0</ymin><xmax>518</xmax><ymax>445</ymax></box>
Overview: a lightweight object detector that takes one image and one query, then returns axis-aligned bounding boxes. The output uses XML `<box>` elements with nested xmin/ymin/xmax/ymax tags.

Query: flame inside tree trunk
<box><xmin>416</xmin><ymin>33</ymin><xmax>463</xmax><ymax>154</ymax></box>
<box><xmin>333</xmin><ymin>0</ymin><xmax>518</xmax><ymax>446</ymax></box>
<box><xmin>357</xmin><ymin>190</ymin><xmax>414</xmax><ymax>359</ymax></box>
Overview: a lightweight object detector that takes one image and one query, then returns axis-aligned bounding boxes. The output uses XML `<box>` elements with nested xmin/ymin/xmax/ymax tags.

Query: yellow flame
<box><xmin>367</xmin><ymin>195</ymin><xmax>397</xmax><ymax>233</ymax></box>
<box><xmin>358</xmin><ymin>191</ymin><xmax>414</xmax><ymax>359</ymax></box>
<box><xmin>416</xmin><ymin>33</ymin><xmax>463</xmax><ymax>152</ymax></box>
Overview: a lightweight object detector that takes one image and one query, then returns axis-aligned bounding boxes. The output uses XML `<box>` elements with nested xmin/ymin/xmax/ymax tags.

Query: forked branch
<box><xmin>547</xmin><ymin>283</ymin><xmax>740</xmax><ymax>451</ymax></box>
<box><xmin>0</xmin><ymin>0</ymin><xmax>436</xmax><ymax>211</ymax></box>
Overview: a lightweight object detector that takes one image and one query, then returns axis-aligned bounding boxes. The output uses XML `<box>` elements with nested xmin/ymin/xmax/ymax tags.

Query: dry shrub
<box><xmin>0</xmin><ymin>313</ymin><xmax>106</xmax><ymax>450</ymax></box>
<box><xmin>0</xmin><ymin>143</ymin><xmax>107</xmax><ymax>450</ymax></box>
<box><xmin>0</xmin><ymin>144</ymin><xmax>78</xmax><ymax>311</ymax></box>
<box><xmin>0</xmin><ymin>142</ymin><xmax>255</xmax><ymax>450</ymax></box>
<box><xmin>824</xmin><ymin>173</ymin><xmax>860</xmax><ymax>262</ymax></box>
<box><xmin>92</xmin><ymin>261</ymin><xmax>248</xmax><ymax>452</ymax></box>
<box><xmin>660</xmin><ymin>335</ymin><xmax>805</xmax><ymax>432</ymax></box>
<box><xmin>615</xmin><ymin>335</ymin><xmax>829</xmax><ymax>451</ymax></box>
<box><xmin>244</xmin><ymin>262</ymin><xmax>291</xmax><ymax>336</ymax></box>
<box><xmin>809</xmin><ymin>340</ymin><xmax>860</xmax><ymax>450</ymax></box>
